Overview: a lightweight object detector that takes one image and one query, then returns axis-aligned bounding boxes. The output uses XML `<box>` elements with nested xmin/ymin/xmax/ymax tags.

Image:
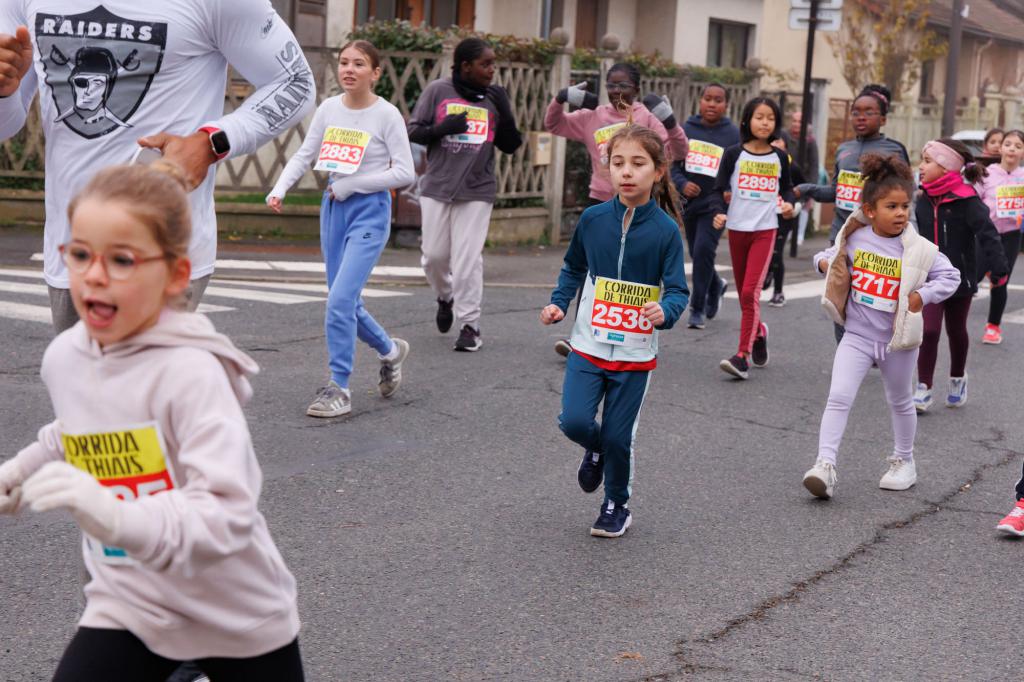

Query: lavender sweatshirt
<box><xmin>544</xmin><ymin>99</ymin><xmax>688</xmax><ymax>201</ymax></box>
<box><xmin>815</xmin><ymin>226</ymin><xmax>960</xmax><ymax>343</ymax></box>
<box><xmin>10</xmin><ymin>310</ymin><xmax>299</xmax><ymax>660</ymax></box>
<box><xmin>975</xmin><ymin>164</ymin><xmax>1024</xmax><ymax>234</ymax></box>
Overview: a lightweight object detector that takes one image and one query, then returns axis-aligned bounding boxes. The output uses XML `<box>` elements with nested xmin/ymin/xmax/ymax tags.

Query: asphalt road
<box><xmin>0</xmin><ymin>228</ymin><xmax>1022</xmax><ymax>681</ymax></box>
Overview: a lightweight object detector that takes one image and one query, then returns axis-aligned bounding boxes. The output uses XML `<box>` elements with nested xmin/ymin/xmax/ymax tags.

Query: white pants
<box><xmin>419</xmin><ymin>196</ymin><xmax>493</xmax><ymax>329</ymax></box>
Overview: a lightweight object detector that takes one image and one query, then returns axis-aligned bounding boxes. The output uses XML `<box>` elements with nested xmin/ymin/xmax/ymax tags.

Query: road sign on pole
<box><xmin>789</xmin><ymin>0</ymin><xmax>843</xmax><ymax>32</ymax></box>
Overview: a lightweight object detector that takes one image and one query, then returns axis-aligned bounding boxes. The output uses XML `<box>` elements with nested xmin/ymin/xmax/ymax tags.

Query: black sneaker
<box><xmin>769</xmin><ymin>292</ymin><xmax>786</xmax><ymax>307</ymax></box>
<box><xmin>435</xmin><ymin>298</ymin><xmax>454</xmax><ymax>333</ymax></box>
<box><xmin>751</xmin><ymin>322</ymin><xmax>769</xmax><ymax>368</ymax></box>
<box><xmin>577</xmin><ymin>449</ymin><xmax>603</xmax><ymax>493</ymax></box>
<box><xmin>453</xmin><ymin>325</ymin><xmax>482</xmax><ymax>352</ymax></box>
<box><xmin>590</xmin><ymin>500</ymin><xmax>632</xmax><ymax>538</ymax></box>
<box><xmin>705</xmin><ymin>277</ymin><xmax>728</xmax><ymax>319</ymax></box>
<box><xmin>719</xmin><ymin>354</ymin><xmax>749</xmax><ymax>379</ymax></box>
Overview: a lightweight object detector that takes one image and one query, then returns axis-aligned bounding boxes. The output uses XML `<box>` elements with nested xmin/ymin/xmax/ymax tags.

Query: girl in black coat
<box><xmin>913</xmin><ymin>138</ymin><xmax>1009</xmax><ymax>412</ymax></box>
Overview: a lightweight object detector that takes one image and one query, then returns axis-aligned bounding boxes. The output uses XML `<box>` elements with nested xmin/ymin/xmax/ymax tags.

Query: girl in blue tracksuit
<box><xmin>541</xmin><ymin>125</ymin><xmax>688</xmax><ymax>539</ymax></box>
<box><xmin>268</xmin><ymin>41</ymin><xmax>414</xmax><ymax>418</ymax></box>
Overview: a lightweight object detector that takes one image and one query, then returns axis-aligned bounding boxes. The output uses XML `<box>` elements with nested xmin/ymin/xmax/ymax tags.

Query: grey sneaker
<box><xmin>306</xmin><ymin>381</ymin><xmax>351</xmax><ymax>418</ymax></box>
<box><xmin>378</xmin><ymin>338</ymin><xmax>410</xmax><ymax>398</ymax></box>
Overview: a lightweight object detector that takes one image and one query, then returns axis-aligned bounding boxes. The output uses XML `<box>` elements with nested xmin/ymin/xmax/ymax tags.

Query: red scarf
<box><xmin>921</xmin><ymin>170</ymin><xmax>976</xmax><ymax>199</ymax></box>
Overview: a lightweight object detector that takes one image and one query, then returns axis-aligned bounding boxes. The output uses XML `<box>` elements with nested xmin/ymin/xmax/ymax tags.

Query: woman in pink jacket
<box><xmin>544</xmin><ymin>63</ymin><xmax>688</xmax><ymax>206</ymax></box>
<box><xmin>975</xmin><ymin>128</ymin><xmax>1024</xmax><ymax>344</ymax></box>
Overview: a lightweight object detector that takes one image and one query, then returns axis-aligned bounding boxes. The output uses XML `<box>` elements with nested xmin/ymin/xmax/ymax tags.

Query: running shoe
<box><xmin>751</xmin><ymin>323</ymin><xmax>769</xmax><ymax>368</ymax></box>
<box><xmin>378</xmin><ymin>338</ymin><xmax>410</xmax><ymax>398</ymax></box>
<box><xmin>306</xmin><ymin>381</ymin><xmax>351</xmax><ymax>418</ymax></box>
<box><xmin>996</xmin><ymin>498</ymin><xmax>1024</xmax><ymax>536</ymax></box>
<box><xmin>705</xmin><ymin>277</ymin><xmax>728</xmax><ymax>319</ymax></box>
<box><xmin>554</xmin><ymin>339</ymin><xmax>572</xmax><ymax>357</ymax></box>
<box><xmin>590</xmin><ymin>500</ymin><xmax>631</xmax><ymax>538</ymax></box>
<box><xmin>983</xmin><ymin>323</ymin><xmax>1003</xmax><ymax>345</ymax></box>
<box><xmin>879</xmin><ymin>457</ymin><xmax>917</xmax><ymax>490</ymax></box>
<box><xmin>577</xmin><ymin>449</ymin><xmax>603</xmax><ymax>493</ymax></box>
<box><xmin>913</xmin><ymin>383</ymin><xmax>933</xmax><ymax>413</ymax></box>
<box><xmin>719</xmin><ymin>354</ymin><xmax>749</xmax><ymax>380</ymax></box>
<box><xmin>688</xmin><ymin>309</ymin><xmax>706</xmax><ymax>329</ymax></box>
<box><xmin>436</xmin><ymin>298</ymin><xmax>454</xmax><ymax>333</ymax></box>
<box><xmin>802</xmin><ymin>460</ymin><xmax>837</xmax><ymax>499</ymax></box>
<box><xmin>945</xmin><ymin>375</ymin><xmax>968</xmax><ymax>408</ymax></box>
<box><xmin>769</xmin><ymin>292</ymin><xmax>786</xmax><ymax>307</ymax></box>
<box><xmin>454</xmin><ymin>325</ymin><xmax>482</xmax><ymax>352</ymax></box>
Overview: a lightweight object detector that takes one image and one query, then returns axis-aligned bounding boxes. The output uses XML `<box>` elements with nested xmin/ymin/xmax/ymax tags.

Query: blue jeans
<box><xmin>683</xmin><ymin>207</ymin><xmax>724</xmax><ymax>314</ymax></box>
<box><xmin>321</xmin><ymin>191</ymin><xmax>394</xmax><ymax>388</ymax></box>
<box><xmin>559</xmin><ymin>353</ymin><xmax>652</xmax><ymax>505</ymax></box>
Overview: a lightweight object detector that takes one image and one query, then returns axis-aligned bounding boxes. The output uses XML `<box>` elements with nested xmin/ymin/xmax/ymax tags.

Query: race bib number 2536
<box><xmin>590</xmin><ymin>276</ymin><xmax>660</xmax><ymax>347</ymax></box>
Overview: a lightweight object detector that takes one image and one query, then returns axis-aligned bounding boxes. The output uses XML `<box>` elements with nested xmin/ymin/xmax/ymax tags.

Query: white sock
<box><xmin>379</xmin><ymin>341</ymin><xmax>400</xmax><ymax>362</ymax></box>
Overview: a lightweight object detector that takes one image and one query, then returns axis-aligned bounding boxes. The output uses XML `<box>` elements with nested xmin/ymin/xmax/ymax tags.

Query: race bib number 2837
<box><xmin>63</xmin><ymin>423</ymin><xmax>176</xmax><ymax>565</ymax></box>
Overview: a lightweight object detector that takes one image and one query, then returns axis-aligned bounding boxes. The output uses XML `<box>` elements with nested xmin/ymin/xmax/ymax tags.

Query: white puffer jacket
<box><xmin>821</xmin><ymin>212</ymin><xmax>939</xmax><ymax>351</ymax></box>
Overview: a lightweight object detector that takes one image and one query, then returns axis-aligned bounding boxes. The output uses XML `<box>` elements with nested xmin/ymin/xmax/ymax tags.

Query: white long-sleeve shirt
<box><xmin>0</xmin><ymin>0</ymin><xmax>315</xmax><ymax>287</ymax></box>
<box><xmin>269</xmin><ymin>94</ymin><xmax>414</xmax><ymax>201</ymax></box>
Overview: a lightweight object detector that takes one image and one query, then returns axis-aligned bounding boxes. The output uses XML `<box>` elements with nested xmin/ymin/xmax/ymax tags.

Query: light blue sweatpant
<box><xmin>321</xmin><ymin>190</ymin><xmax>394</xmax><ymax>388</ymax></box>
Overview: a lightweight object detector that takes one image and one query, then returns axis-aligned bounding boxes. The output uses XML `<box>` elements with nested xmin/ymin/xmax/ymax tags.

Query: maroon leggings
<box><xmin>917</xmin><ymin>296</ymin><xmax>972</xmax><ymax>388</ymax></box>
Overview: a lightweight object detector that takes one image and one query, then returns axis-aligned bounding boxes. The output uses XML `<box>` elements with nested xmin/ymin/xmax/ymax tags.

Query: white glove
<box><xmin>0</xmin><ymin>458</ymin><xmax>26</xmax><ymax>514</ymax></box>
<box><xmin>22</xmin><ymin>461</ymin><xmax>122</xmax><ymax>545</ymax></box>
<box><xmin>565</xmin><ymin>81</ymin><xmax>588</xmax><ymax>108</ymax></box>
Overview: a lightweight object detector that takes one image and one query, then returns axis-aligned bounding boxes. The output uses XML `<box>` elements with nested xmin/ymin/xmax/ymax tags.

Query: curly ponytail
<box><xmin>860</xmin><ymin>153</ymin><xmax>915</xmax><ymax>206</ymax></box>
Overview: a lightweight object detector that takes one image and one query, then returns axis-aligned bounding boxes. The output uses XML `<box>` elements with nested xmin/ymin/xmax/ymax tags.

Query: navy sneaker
<box><xmin>719</xmin><ymin>354</ymin><xmax>749</xmax><ymax>379</ymax></box>
<box><xmin>436</xmin><ymin>298</ymin><xmax>454</xmax><ymax>333</ymax></box>
<box><xmin>590</xmin><ymin>500</ymin><xmax>632</xmax><ymax>538</ymax></box>
<box><xmin>687</xmin><ymin>309</ymin><xmax>706</xmax><ymax>329</ymax></box>
<box><xmin>577</xmin><ymin>449</ymin><xmax>603</xmax><ymax>493</ymax></box>
<box><xmin>706</xmin><ymin>277</ymin><xmax>728</xmax><ymax>319</ymax></box>
<box><xmin>751</xmin><ymin>322</ymin><xmax>769</xmax><ymax>368</ymax></box>
<box><xmin>453</xmin><ymin>325</ymin><xmax>482</xmax><ymax>352</ymax></box>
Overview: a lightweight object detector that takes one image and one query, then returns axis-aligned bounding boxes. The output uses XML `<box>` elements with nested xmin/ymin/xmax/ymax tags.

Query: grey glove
<box><xmin>642</xmin><ymin>94</ymin><xmax>676</xmax><ymax>129</ymax></box>
<box><xmin>557</xmin><ymin>81</ymin><xmax>598</xmax><ymax>110</ymax></box>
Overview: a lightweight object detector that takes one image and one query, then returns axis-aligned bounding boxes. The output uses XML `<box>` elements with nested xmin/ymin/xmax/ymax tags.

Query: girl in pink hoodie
<box><xmin>544</xmin><ymin>62</ymin><xmax>688</xmax><ymax>205</ymax></box>
<box><xmin>974</xmin><ymin>128</ymin><xmax>1024</xmax><ymax>344</ymax></box>
<box><xmin>0</xmin><ymin>163</ymin><xmax>303</xmax><ymax>681</ymax></box>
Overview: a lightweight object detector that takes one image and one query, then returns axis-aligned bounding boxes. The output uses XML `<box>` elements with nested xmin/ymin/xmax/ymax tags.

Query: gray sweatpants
<box><xmin>419</xmin><ymin>196</ymin><xmax>493</xmax><ymax>331</ymax></box>
<box><xmin>48</xmin><ymin>274</ymin><xmax>213</xmax><ymax>334</ymax></box>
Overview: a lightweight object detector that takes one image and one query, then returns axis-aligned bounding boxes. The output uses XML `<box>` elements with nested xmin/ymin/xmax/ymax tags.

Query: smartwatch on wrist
<box><xmin>199</xmin><ymin>126</ymin><xmax>230</xmax><ymax>161</ymax></box>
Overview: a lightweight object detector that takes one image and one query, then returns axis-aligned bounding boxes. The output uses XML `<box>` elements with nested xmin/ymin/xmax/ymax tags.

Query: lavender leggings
<box><xmin>818</xmin><ymin>331</ymin><xmax>918</xmax><ymax>466</ymax></box>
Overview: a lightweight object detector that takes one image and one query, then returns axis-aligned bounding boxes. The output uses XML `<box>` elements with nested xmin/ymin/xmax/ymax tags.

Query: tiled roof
<box><xmin>927</xmin><ymin>0</ymin><xmax>1024</xmax><ymax>45</ymax></box>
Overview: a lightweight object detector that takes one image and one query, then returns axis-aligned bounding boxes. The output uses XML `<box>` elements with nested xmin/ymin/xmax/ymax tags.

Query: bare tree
<box><xmin>828</xmin><ymin>0</ymin><xmax>947</xmax><ymax>100</ymax></box>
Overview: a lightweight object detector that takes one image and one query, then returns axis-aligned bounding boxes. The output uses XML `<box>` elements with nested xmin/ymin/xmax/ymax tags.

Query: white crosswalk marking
<box><xmin>31</xmin><ymin>253</ymin><xmax>429</xmax><ymax>279</ymax></box>
<box><xmin>202</xmin><ymin>286</ymin><xmax>323</xmax><ymax>305</ymax></box>
<box><xmin>0</xmin><ymin>301</ymin><xmax>52</xmax><ymax>323</ymax></box>
<box><xmin>212</xmin><ymin>279</ymin><xmax>410</xmax><ymax>298</ymax></box>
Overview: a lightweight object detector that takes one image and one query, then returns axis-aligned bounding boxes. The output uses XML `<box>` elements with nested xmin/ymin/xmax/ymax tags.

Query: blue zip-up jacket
<box><xmin>551</xmin><ymin>197</ymin><xmax>689</xmax><ymax>363</ymax></box>
<box><xmin>671</xmin><ymin>115</ymin><xmax>741</xmax><ymax>215</ymax></box>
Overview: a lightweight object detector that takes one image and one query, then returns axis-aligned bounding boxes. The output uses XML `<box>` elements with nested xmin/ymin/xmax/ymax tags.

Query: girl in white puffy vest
<box><xmin>802</xmin><ymin>154</ymin><xmax>960</xmax><ymax>501</ymax></box>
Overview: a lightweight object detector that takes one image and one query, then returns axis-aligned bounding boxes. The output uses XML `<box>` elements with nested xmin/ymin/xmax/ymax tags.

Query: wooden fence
<box><xmin>1</xmin><ymin>43</ymin><xmax>754</xmax><ymax>242</ymax></box>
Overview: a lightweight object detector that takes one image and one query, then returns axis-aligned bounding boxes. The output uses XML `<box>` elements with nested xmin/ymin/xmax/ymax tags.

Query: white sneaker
<box><xmin>378</xmin><ymin>338</ymin><xmax>410</xmax><ymax>398</ymax></box>
<box><xmin>802</xmin><ymin>460</ymin><xmax>837</xmax><ymax>499</ymax></box>
<box><xmin>945</xmin><ymin>375</ymin><xmax>968</xmax><ymax>408</ymax></box>
<box><xmin>306</xmin><ymin>381</ymin><xmax>351</xmax><ymax>418</ymax></box>
<box><xmin>913</xmin><ymin>383</ymin><xmax>933</xmax><ymax>413</ymax></box>
<box><xmin>879</xmin><ymin>457</ymin><xmax>916</xmax><ymax>490</ymax></box>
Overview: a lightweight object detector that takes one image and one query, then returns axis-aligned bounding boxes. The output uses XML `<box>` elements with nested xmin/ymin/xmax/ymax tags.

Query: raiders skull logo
<box><xmin>35</xmin><ymin>6</ymin><xmax>167</xmax><ymax>139</ymax></box>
